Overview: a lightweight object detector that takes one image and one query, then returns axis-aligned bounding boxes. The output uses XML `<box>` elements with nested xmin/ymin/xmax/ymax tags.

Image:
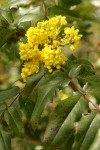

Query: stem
<box><xmin>9</xmin><ymin>88</ymin><xmax>24</xmax><ymax>107</ymax></box>
<box><xmin>0</xmin><ymin>88</ymin><xmax>24</xmax><ymax>123</ymax></box>
<box><xmin>42</xmin><ymin>0</ymin><xmax>48</xmax><ymax>19</ymax></box>
<box><xmin>70</xmin><ymin>79</ymin><xmax>100</xmax><ymax>112</ymax></box>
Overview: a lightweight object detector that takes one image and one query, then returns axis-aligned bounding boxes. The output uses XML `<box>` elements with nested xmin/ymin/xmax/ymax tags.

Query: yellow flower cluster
<box><xmin>21</xmin><ymin>59</ymin><xmax>39</xmax><ymax>81</ymax></box>
<box><xmin>41</xmin><ymin>44</ymin><xmax>66</xmax><ymax>72</ymax></box>
<box><xmin>19</xmin><ymin>43</ymin><xmax>41</xmax><ymax>61</ymax></box>
<box><xmin>62</xmin><ymin>26</ymin><xmax>82</xmax><ymax>50</ymax></box>
<box><xmin>26</xmin><ymin>27</ymin><xmax>49</xmax><ymax>47</ymax></box>
<box><xmin>37</xmin><ymin>15</ymin><xmax>67</xmax><ymax>40</ymax></box>
<box><xmin>19</xmin><ymin>15</ymin><xmax>82</xmax><ymax>81</ymax></box>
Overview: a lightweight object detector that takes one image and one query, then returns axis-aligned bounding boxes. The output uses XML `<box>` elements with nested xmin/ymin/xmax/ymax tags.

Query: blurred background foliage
<box><xmin>0</xmin><ymin>0</ymin><xmax>100</xmax><ymax>149</ymax></box>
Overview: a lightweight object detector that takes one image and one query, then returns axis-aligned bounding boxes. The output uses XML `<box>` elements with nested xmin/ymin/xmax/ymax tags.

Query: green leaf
<box><xmin>26</xmin><ymin>64</ymin><xmax>46</xmax><ymax>87</ymax></box>
<box><xmin>93</xmin><ymin>8</ymin><xmax>100</xmax><ymax>22</ymax></box>
<box><xmin>0</xmin><ymin>126</ymin><xmax>11</xmax><ymax>150</ymax></box>
<box><xmin>19</xmin><ymin>96</ymin><xmax>35</xmax><ymax>119</ymax></box>
<box><xmin>78</xmin><ymin>75</ymin><xmax>100</xmax><ymax>85</ymax></box>
<box><xmin>87</xmin><ymin>84</ymin><xmax>100</xmax><ymax>100</ymax></box>
<box><xmin>43</xmin><ymin>93</ymin><xmax>81</xmax><ymax>145</ymax></box>
<box><xmin>0</xmin><ymin>104</ymin><xmax>6</xmax><ymax>115</ymax></box>
<box><xmin>65</xmin><ymin>57</ymin><xmax>95</xmax><ymax>87</ymax></box>
<box><xmin>19</xmin><ymin>65</ymin><xmax>47</xmax><ymax>119</ymax></box>
<box><xmin>79</xmin><ymin>75</ymin><xmax>100</xmax><ymax>101</ymax></box>
<box><xmin>58</xmin><ymin>0</ymin><xmax>82</xmax><ymax>6</ymax></box>
<box><xmin>0</xmin><ymin>104</ymin><xmax>6</xmax><ymax>112</ymax></box>
<box><xmin>76</xmin><ymin>59</ymin><xmax>95</xmax><ymax>75</ymax></box>
<box><xmin>11</xmin><ymin>138</ymin><xmax>38</xmax><ymax>150</ymax></box>
<box><xmin>65</xmin><ymin>134</ymin><xmax>75</xmax><ymax>150</ymax></box>
<box><xmin>89</xmin><ymin>129</ymin><xmax>100</xmax><ymax>150</ymax></box>
<box><xmin>0</xmin><ymin>41</ymin><xmax>19</xmax><ymax>60</ymax></box>
<box><xmin>0</xmin><ymin>26</ymin><xmax>15</xmax><ymax>48</ymax></box>
<box><xmin>0</xmin><ymin>15</ymin><xmax>9</xmax><ymax>28</ymax></box>
<box><xmin>72</xmin><ymin>110</ymin><xmax>97</xmax><ymax>150</ymax></box>
<box><xmin>5</xmin><ymin>0</ymin><xmax>34</xmax><ymax>8</ymax></box>
<box><xmin>74</xmin><ymin>5</ymin><xmax>96</xmax><ymax>21</ymax></box>
<box><xmin>48</xmin><ymin>96</ymin><xmax>89</xmax><ymax>149</ymax></box>
<box><xmin>64</xmin><ymin>56</ymin><xmax>95</xmax><ymax>78</ymax></box>
<box><xmin>0</xmin><ymin>86</ymin><xmax>20</xmax><ymax>103</ymax></box>
<box><xmin>16</xmin><ymin>14</ymin><xmax>43</xmax><ymax>30</ymax></box>
<box><xmin>0</xmin><ymin>9</ymin><xmax>14</xmax><ymax>24</ymax></box>
<box><xmin>48</xmin><ymin>6</ymin><xmax>80</xmax><ymax>22</ymax></box>
<box><xmin>64</xmin><ymin>54</ymin><xmax>77</xmax><ymax>71</ymax></box>
<box><xmin>69</xmin><ymin>65</ymin><xmax>82</xmax><ymax>78</ymax></box>
<box><xmin>80</xmin><ymin>113</ymin><xmax>100</xmax><ymax>150</ymax></box>
<box><xmin>78</xmin><ymin>75</ymin><xmax>100</xmax><ymax>100</ymax></box>
<box><xmin>30</xmin><ymin>74</ymin><xmax>66</xmax><ymax>129</ymax></box>
<box><xmin>22</xmin><ymin>65</ymin><xmax>46</xmax><ymax>98</ymax></box>
<box><xmin>4</xmin><ymin>106</ymin><xmax>25</xmax><ymax>137</ymax></box>
<box><xmin>13</xmin><ymin>5</ymin><xmax>44</xmax><ymax>18</ymax></box>
<box><xmin>44</xmin><ymin>0</ymin><xmax>56</xmax><ymax>7</ymax></box>
<box><xmin>13</xmin><ymin>5</ymin><xmax>44</xmax><ymax>30</ymax></box>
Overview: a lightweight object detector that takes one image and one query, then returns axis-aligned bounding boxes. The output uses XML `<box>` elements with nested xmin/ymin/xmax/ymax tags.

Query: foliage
<box><xmin>0</xmin><ymin>0</ymin><xmax>100</xmax><ymax>150</ymax></box>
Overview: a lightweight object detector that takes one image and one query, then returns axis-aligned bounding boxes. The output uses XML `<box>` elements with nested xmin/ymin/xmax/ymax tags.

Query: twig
<box><xmin>70</xmin><ymin>79</ymin><xmax>100</xmax><ymax>112</ymax></box>
<box><xmin>9</xmin><ymin>88</ymin><xmax>24</xmax><ymax>107</ymax></box>
<box><xmin>86</xmin><ymin>41</ymin><xmax>100</xmax><ymax>53</ymax></box>
<box><xmin>0</xmin><ymin>88</ymin><xmax>24</xmax><ymax>123</ymax></box>
<box><xmin>42</xmin><ymin>0</ymin><xmax>48</xmax><ymax>19</ymax></box>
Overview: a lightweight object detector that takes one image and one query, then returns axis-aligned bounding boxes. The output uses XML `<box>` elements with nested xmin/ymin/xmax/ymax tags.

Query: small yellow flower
<box><xmin>21</xmin><ymin>59</ymin><xmax>39</xmax><ymax>82</ymax></box>
<box><xmin>26</xmin><ymin>27</ymin><xmax>49</xmax><ymax>46</ymax></box>
<box><xmin>37</xmin><ymin>15</ymin><xmax>67</xmax><ymax>40</ymax></box>
<box><xmin>19</xmin><ymin>42</ymin><xmax>41</xmax><ymax>61</ymax></box>
<box><xmin>41</xmin><ymin>44</ymin><xmax>67</xmax><ymax>72</ymax></box>
<box><xmin>61</xmin><ymin>93</ymin><xmax>69</xmax><ymax>100</ymax></box>
<box><xmin>62</xmin><ymin>26</ymin><xmax>82</xmax><ymax>50</ymax></box>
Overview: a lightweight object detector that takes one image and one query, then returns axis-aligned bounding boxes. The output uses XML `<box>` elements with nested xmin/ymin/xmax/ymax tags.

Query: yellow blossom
<box><xmin>21</xmin><ymin>59</ymin><xmax>39</xmax><ymax>82</ymax></box>
<box><xmin>52</xmin><ymin>40</ymin><xmax>61</xmax><ymax>49</ymax></box>
<box><xmin>62</xmin><ymin>26</ymin><xmax>82</xmax><ymax>50</ymax></box>
<box><xmin>41</xmin><ymin>44</ymin><xmax>67</xmax><ymax>72</ymax></box>
<box><xmin>37</xmin><ymin>15</ymin><xmax>67</xmax><ymax>39</ymax></box>
<box><xmin>61</xmin><ymin>93</ymin><xmax>69</xmax><ymax>100</ymax></box>
<box><xmin>26</xmin><ymin>27</ymin><xmax>49</xmax><ymax>46</ymax></box>
<box><xmin>19</xmin><ymin>15</ymin><xmax>82</xmax><ymax>81</ymax></box>
<box><xmin>19</xmin><ymin>42</ymin><xmax>41</xmax><ymax>61</ymax></box>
